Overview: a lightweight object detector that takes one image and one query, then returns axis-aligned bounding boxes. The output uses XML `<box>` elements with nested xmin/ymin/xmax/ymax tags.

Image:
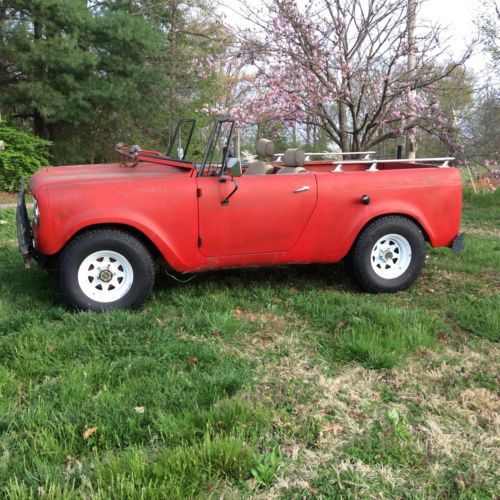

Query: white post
<box><xmin>464</xmin><ymin>157</ymin><xmax>478</xmax><ymax>194</ymax></box>
<box><xmin>237</xmin><ymin>128</ymin><xmax>241</xmax><ymax>161</ymax></box>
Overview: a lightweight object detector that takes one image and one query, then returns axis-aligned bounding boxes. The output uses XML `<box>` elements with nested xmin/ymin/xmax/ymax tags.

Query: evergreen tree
<box><xmin>0</xmin><ymin>0</ymin><xmax>224</xmax><ymax>164</ymax></box>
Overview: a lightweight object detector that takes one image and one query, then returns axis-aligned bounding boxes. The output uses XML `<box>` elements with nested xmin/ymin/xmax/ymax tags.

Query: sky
<box><xmin>218</xmin><ymin>0</ymin><xmax>489</xmax><ymax>74</ymax></box>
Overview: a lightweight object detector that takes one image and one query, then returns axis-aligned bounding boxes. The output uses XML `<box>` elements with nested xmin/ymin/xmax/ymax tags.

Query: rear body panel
<box><xmin>28</xmin><ymin>160</ymin><xmax>463</xmax><ymax>274</ymax></box>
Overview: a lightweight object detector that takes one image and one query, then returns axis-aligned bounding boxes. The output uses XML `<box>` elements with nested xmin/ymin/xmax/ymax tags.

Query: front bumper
<box><xmin>16</xmin><ymin>180</ymin><xmax>33</xmax><ymax>268</ymax></box>
<box><xmin>450</xmin><ymin>232</ymin><xmax>465</xmax><ymax>253</ymax></box>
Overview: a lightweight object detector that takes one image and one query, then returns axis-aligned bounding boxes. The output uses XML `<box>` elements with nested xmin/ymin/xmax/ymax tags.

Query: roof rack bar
<box><xmin>327</xmin><ymin>157</ymin><xmax>455</xmax><ymax>165</ymax></box>
<box><xmin>275</xmin><ymin>151</ymin><xmax>376</xmax><ymax>161</ymax></box>
<box><xmin>303</xmin><ymin>151</ymin><xmax>376</xmax><ymax>157</ymax></box>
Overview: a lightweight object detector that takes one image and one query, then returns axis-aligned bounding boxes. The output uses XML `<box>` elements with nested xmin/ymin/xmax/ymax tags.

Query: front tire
<box><xmin>58</xmin><ymin>229</ymin><xmax>155</xmax><ymax>311</ymax></box>
<box><xmin>348</xmin><ymin>216</ymin><xmax>426</xmax><ymax>293</ymax></box>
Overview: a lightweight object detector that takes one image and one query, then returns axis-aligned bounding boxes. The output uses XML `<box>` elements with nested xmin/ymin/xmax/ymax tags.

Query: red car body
<box><xmin>28</xmin><ymin>158</ymin><xmax>462</xmax><ymax>273</ymax></box>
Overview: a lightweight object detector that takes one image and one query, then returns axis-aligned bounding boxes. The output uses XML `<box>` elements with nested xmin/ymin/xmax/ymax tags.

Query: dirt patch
<box><xmin>227</xmin><ymin>308</ymin><xmax>296</xmax><ymax>358</ymax></box>
<box><xmin>0</xmin><ymin>192</ymin><xmax>17</xmax><ymax>204</ymax></box>
<box><xmin>0</xmin><ymin>202</ymin><xmax>33</xmax><ymax>210</ymax></box>
<box><xmin>462</xmin><ymin>225</ymin><xmax>500</xmax><ymax>238</ymax></box>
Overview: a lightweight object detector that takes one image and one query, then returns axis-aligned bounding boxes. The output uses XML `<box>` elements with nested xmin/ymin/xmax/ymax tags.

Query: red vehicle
<box><xmin>17</xmin><ymin>118</ymin><xmax>464</xmax><ymax>311</ymax></box>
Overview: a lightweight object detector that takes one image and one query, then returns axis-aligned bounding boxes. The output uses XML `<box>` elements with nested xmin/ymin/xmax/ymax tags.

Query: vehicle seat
<box><xmin>276</xmin><ymin>148</ymin><xmax>307</xmax><ymax>174</ymax></box>
<box><xmin>245</xmin><ymin>138</ymin><xmax>275</xmax><ymax>175</ymax></box>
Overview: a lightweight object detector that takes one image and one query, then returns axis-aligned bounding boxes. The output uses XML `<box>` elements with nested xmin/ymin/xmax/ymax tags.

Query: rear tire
<box><xmin>348</xmin><ymin>216</ymin><xmax>426</xmax><ymax>293</ymax></box>
<box><xmin>58</xmin><ymin>229</ymin><xmax>155</xmax><ymax>311</ymax></box>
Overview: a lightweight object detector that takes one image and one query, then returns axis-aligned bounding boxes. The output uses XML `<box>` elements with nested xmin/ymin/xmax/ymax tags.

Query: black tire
<box><xmin>58</xmin><ymin>229</ymin><xmax>155</xmax><ymax>311</ymax></box>
<box><xmin>348</xmin><ymin>216</ymin><xmax>426</xmax><ymax>293</ymax></box>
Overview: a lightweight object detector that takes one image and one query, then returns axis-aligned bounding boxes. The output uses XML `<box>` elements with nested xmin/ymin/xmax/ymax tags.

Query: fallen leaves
<box><xmin>334</xmin><ymin>319</ymin><xmax>347</xmax><ymax>334</ymax></box>
<box><xmin>321</xmin><ymin>422</ymin><xmax>343</xmax><ymax>436</ymax></box>
<box><xmin>233</xmin><ymin>308</ymin><xmax>260</xmax><ymax>321</ymax></box>
<box><xmin>83</xmin><ymin>426</ymin><xmax>98</xmax><ymax>440</ymax></box>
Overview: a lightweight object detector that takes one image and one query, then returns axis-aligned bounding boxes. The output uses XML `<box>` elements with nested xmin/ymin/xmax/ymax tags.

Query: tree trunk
<box><xmin>33</xmin><ymin>18</ymin><xmax>48</xmax><ymax>138</ymax></box>
<box><xmin>406</xmin><ymin>0</ymin><xmax>417</xmax><ymax>159</ymax></box>
<box><xmin>338</xmin><ymin>101</ymin><xmax>349</xmax><ymax>157</ymax></box>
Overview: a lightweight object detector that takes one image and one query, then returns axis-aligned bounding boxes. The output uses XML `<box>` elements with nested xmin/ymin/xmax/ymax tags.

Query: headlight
<box><xmin>32</xmin><ymin>198</ymin><xmax>40</xmax><ymax>226</ymax></box>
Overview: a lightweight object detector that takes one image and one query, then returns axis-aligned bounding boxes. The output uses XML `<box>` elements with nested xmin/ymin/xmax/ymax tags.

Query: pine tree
<box><xmin>1</xmin><ymin>0</ymin><xmax>229</xmax><ymax>164</ymax></box>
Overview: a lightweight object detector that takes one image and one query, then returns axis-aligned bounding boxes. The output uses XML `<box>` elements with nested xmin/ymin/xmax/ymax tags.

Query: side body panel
<box><xmin>286</xmin><ymin>167</ymin><xmax>462</xmax><ymax>263</ymax></box>
<box><xmin>189</xmin><ymin>167</ymin><xmax>462</xmax><ymax>271</ymax></box>
<box><xmin>31</xmin><ymin>163</ymin><xmax>462</xmax><ymax>274</ymax></box>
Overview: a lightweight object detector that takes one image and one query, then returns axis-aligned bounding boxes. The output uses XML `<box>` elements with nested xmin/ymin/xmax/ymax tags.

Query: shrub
<box><xmin>0</xmin><ymin>121</ymin><xmax>52</xmax><ymax>192</ymax></box>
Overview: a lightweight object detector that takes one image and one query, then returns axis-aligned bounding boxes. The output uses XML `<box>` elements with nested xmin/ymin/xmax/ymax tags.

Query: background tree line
<box><xmin>0</xmin><ymin>0</ymin><xmax>228</xmax><ymax>167</ymax></box>
<box><xmin>0</xmin><ymin>0</ymin><xmax>498</xmax><ymax>191</ymax></box>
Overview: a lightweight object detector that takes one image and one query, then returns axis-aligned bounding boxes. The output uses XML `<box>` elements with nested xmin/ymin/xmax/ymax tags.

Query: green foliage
<box><xmin>343</xmin><ymin>412</ymin><xmax>425</xmax><ymax>466</ymax></box>
<box><xmin>417</xmin><ymin>66</ymin><xmax>475</xmax><ymax>158</ymax></box>
<box><xmin>467</xmin><ymin>89</ymin><xmax>500</xmax><ymax>165</ymax></box>
<box><xmin>293</xmin><ymin>291</ymin><xmax>438</xmax><ymax>369</ymax></box>
<box><xmin>477</xmin><ymin>0</ymin><xmax>500</xmax><ymax>64</ymax></box>
<box><xmin>0</xmin><ymin>121</ymin><xmax>52</xmax><ymax>191</ymax></box>
<box><xmin>0</xmin><ymin>0</ymin><xmax>227</xmax><ymax>165</ymax></box>
<box><xmin>251</xmin><ymin>448</ymin><xmax>280</xmax><ymax>486</ymax></box>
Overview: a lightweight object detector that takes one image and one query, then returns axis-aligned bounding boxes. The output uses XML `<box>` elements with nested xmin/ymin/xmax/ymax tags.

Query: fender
<box><xmin>32</xmin><ymin>180</ymin><xmax>205</xmax><ymax>273</ymax></box>
<box><xmin>288</xmin><ymin>169</ymin><xmax>462</xmax><ymax>263</ymax></box>
<box><xmin>53</xmin><ymin>214</ymin><xmax>195</xmax><ymax>272</ymax></box>
<box><xmin>333</xmin><ymin>194</ymin><xmax>462</xmax><ymax>260</ymax></box>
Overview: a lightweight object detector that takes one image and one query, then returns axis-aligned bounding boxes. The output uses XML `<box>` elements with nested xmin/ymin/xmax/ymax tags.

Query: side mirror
<box><xmin>228</xmin><ymin>158</ymin><xmax>242</xmax><ymax>177</ymax></box>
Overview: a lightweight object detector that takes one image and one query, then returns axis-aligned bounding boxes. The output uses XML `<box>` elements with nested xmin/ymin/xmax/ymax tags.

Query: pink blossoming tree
<box><xmin>229</xmin><ymin>0</ymin><xmax>471</xmax><ymax>153</ymax></box>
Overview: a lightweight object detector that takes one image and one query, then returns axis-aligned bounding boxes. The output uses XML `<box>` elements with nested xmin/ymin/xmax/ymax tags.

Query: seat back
<box><xmin>276</xmin><ymin>148</ymin><xmax>307</xmax><ymax>174</ymax></box>
<box><xmin>245</xmin><ymin>162</ymin><xmax>274</xmax><ymax>176</ymax></box>
<box><xmin>245</xmin><ymin>138</ymin><xmax>275</xmax><ymax>175</ymax></box>
<box><xmin>256</xmin><ymin>138</ymin><xmax>275</xmax><ymax>160</ymax></box>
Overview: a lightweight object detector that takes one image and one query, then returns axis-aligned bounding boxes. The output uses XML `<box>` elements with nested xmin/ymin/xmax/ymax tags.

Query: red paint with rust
<box><xmin>29</xmin><ymin>159</ymin><xmax>462</xmax><ymax>273</ymax></box>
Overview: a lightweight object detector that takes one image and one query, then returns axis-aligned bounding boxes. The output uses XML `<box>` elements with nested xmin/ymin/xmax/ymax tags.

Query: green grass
<box><xmin>293</xmin><ymin>291</ymin><xmax>438</xmax><ymax>369</ymax></box>
<box><xmin>0</xmin><ymin>188</ymin><xmax>498</xmax><ymax>497</ymax></box>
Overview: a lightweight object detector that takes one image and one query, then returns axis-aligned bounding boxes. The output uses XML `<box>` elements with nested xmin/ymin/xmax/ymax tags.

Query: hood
<box><xmin>29</xmin><ymin>161</ymin><xmax>194</xmax><ymax>191</ymax></box>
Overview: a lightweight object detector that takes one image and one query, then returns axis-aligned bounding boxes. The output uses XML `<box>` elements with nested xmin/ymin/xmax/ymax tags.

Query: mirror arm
<box><xmin>221</xmin><ymin>179</ymin><xmax>239</xmax><ymax>206</ymax></box>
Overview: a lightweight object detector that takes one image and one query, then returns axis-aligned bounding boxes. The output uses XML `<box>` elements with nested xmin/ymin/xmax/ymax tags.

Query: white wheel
<box><xmin>77</xmin><ymin>250</ymin><xmax>134</xmax><ymax>303</ymax></box>
<box><xmin>59</xmin><ymin>229</ymin><xmax>155</xmax><ymax>311</ymax></box>
<box><xmin>370</xmin><ymin>233</ymin><xmax>412</xmax><ymax>280</ymax></box>
<box><xmin>349</xmin><ymin>217</ymin><xmax>426</xmax><ymax>293</ymax></box>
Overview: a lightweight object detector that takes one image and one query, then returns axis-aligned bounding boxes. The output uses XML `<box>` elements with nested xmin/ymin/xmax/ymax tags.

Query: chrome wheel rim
<box><xmin>77</xmin><ymin>250</ymin><xmax>134</xmax><ymax>303</ymax></box>
<box><xmin>370</xmin><ymin>234</ymin><xmax>412</xmax><ymax>279</ymax></box>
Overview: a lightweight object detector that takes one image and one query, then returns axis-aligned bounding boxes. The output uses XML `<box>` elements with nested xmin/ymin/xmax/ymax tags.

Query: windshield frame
<box><xmin>166</xmin><ymin>118</ymin><xmax>196</xmax><ymax>161</ymax></box>
<box><xmin>197</xmin><ymin>118</ymin><xmax>236</xmax><ymax>177</ymax></box>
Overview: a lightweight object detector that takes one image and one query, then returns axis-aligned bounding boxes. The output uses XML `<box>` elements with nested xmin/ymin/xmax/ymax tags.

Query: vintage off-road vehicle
<box><xmin>17</xmin><ymin>118</ymin><xmax>464</xmax><ymax>311</ymax></box>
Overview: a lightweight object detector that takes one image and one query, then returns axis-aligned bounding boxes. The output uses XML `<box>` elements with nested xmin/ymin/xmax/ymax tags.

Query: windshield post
<box><xmin>198</xmin><ymin>118</ymin><xmax>236</xmax><ymax>177</ymax></box>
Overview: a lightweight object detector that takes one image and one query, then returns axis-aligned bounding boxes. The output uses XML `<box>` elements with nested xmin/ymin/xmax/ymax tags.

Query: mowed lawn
<box><xmin>0</xmin><ymin>189</ymin><xmax>498</xmax><ymax>498</ymax></box>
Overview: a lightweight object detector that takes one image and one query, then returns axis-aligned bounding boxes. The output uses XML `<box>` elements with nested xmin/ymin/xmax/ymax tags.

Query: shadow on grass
<box><xmin>156</xmin><ymin>261</ymin><xmax>358</xmax><ymax>295</ymax></box>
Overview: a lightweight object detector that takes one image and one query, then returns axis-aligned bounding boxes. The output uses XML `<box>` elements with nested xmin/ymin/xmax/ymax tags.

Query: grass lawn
<box><xmin>0</xmin><ymin>189</ymin><xmax>498</xmax><ymax>498</ymax></box>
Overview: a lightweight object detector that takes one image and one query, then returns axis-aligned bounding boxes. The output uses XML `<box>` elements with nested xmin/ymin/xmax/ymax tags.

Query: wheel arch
<box><xmin>347</xmin><ymin>213</ymin><xmax>430</xmax><ymax>258</ymax></box>
<box><xmin>62</xmin><ymin>223</ymin><xmax>166</xmax><ymax>264</ymax></box>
